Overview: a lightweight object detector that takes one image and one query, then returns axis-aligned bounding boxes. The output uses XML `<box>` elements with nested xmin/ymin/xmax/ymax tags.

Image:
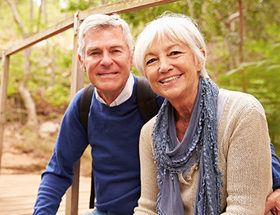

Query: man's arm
<box><xmin>264</xmin><ymin>143</ymin><xmax>280</xmax><ymax>215</ymax></box>
<box><xmin>33</xmin><ymin>89</ymin><xmax>89</xmax><ymax>215</ymax></box>
<box><xmin>271</xmin><ymin>143</ymin><xmax>280</xmax><ymax>190</ymax></box>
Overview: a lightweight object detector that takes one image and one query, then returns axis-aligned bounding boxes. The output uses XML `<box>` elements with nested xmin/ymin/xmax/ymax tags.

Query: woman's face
<box><xmin>144</xmin><ymin>35</ymin><xmax>202</xmax><ymax>103</ymax></box>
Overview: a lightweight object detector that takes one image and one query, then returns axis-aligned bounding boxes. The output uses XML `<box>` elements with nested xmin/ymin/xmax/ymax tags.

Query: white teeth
<box><xmin>161</xmin><ymin>75</ymin><xmax>180</xmax><ymax>83</ymax></box>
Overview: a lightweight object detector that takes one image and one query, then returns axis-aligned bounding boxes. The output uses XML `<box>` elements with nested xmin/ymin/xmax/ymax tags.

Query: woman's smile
<box><xmin>159</xmin><ymin>74</ymin><xmax>182</xmax><ymax>84</ymax></box>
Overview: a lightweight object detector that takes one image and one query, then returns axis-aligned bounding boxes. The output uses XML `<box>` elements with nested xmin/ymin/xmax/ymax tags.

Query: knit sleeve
<box><xmin>33</xmin><ymin>89</ymin><xmax>89</xmax><ymax>215</ymax></box>
<box><xmin>221</xmin><ymin>94</ymin><xmax>272</xmax><ymax>214</ymax></box>
<box><xmin>134</xmin><ymin>117</ymin><xmax>158</xmax><ymax>215</ymax></box>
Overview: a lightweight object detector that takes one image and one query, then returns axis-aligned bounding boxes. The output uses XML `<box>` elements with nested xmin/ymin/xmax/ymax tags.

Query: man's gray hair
<box><xmin>78</xmin><ymin>14</ymin><xmax>134</xmax><ymax>60</ymax></box>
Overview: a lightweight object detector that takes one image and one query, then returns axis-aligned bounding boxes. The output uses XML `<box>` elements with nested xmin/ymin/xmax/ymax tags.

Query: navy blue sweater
<box><xmin>33</xmin><ymin>75</ymin><xmax>163</xmax><ymax>215</ymax></box>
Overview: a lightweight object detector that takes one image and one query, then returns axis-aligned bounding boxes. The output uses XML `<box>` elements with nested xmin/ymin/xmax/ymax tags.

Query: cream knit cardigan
<box><xmin>134</xmin><ymin>89</ymin><xmax>272</xmax><ymax>215</ymax></box>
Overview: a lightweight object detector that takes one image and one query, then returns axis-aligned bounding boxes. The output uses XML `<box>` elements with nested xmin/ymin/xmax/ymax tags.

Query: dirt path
<box><xmin>1</xmin><ymin>123</ymin><xmax>45</xmax><ymax>175</ymax></box>
<box><xmin>1</xmin><ymin>122</ymin><xmax>91</xmax><ymax>176</ymax></box>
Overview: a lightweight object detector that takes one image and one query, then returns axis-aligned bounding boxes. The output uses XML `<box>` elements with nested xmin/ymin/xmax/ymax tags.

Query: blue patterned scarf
<box><xmin>153</xmin><ymin>78</ymin><xmax>222</xmax><ymax>215</ymax></box>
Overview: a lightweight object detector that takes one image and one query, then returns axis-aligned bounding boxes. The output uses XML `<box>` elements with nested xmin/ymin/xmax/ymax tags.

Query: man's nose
<box><xmin>100</xmin><ymin>52</ymin><xmax>113</xmax><ymax>66</ymax></box>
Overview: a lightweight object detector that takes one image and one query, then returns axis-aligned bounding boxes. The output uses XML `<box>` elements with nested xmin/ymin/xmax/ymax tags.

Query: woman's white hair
<box><xmin>134</xmin><ymin>13</ymin><xmax>209</xmax><ymax>79</ymax></box>
<box><xmin>78</xmin><ymin>14</ymin><xmax>134</xmax><ymax>60</ymax></box>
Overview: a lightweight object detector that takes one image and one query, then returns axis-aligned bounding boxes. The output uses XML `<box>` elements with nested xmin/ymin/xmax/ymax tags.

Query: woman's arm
<box><xmin>222</xmin><ymin>95</ymin><xmax>272</xmax><ymax>214</ymax></box>
<box><xmin>134</xmin><ymin>118</ymin><xmax>159</xmax><ymax>215</ymax></box>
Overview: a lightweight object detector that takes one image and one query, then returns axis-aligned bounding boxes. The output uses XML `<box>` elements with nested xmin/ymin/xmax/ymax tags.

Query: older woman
<box><xmin>133</xmin><ymin>13</ymin><xmax>272</xmax><ymax>214</ymax></box>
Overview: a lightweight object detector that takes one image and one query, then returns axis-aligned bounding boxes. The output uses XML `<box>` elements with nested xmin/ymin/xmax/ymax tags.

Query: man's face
<box><xmin>79</xmin><ymin>27</ymin><xmax>133</xmax><ymax>104</ymax></box>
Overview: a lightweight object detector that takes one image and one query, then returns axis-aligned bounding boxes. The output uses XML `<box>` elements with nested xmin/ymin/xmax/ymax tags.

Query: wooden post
<box><xmin>65</xmin><ymin>11</ymin><xmax>84</xmax><ymax>215</ymax></box>
<box><xmin>0</xmin><ymin>53</ymin><xmax>10</xmax><ymax>170</ymax></box>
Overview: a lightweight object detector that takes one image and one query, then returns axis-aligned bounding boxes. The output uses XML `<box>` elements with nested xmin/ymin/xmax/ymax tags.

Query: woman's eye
<box><xmin>170</xmin><ymin>51</ymin><xmax>181</xmax><ymax>56</ymax></box>
<box><xmin>146</xmin><ymin>58</ymin><xmax>157</xmax><ymax>65</ymax></box>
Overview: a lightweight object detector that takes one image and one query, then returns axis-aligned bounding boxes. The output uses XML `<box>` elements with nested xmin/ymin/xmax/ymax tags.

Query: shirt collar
<box><xmin>95</xmin><ymin>73</ymin><xmax>134</xmax><ymax>107</ymax></box>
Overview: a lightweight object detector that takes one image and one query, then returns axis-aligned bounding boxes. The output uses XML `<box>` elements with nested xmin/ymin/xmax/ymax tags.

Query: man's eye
<box><xmin>90</xmin><ymin>52</ymin><xmax>100</xmax><ymax>56</ymax></box>
<box><xmin>146</xmin><ymin>58</ymin><xmax>157</xmax><ymax>65</ymax></box>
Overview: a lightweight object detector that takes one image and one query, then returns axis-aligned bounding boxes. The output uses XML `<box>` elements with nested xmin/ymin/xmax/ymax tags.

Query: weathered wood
<box><xmin>79</xmin><ymin>0</ymin><xmax>178</xmax><ymax>19</ymax></box>
<box><xmin>4</xmin><ymin>16</ymin><xmax>73</xmax><ymax>56</ymax></box>
<box><xmin>70</xmin><ymin>11</ymin><xmax>84</xmax><ymax>99</ymax></box>
<box><xmin>0</xmin><ymin>54</ymin><xmax>9</xmax><ymax>169</ymax></box>
<box><xmin>2</xmin><ymin>0</ymin><xmax>178</xmax><ymax>56</ymax></box>
<box><xmin>66</xmin><ymin>11</ymin><xmax>83</xmax><ymax>215</ymax></box>
<box><xmin>0</xmin><ymin>174</ymin><xmax>91</xmax><ymax>215</ymax></box>
<box><xmin>65</xmin><ymin>161</ymin><xmax>81</xmax><ymax>215</ymax></box>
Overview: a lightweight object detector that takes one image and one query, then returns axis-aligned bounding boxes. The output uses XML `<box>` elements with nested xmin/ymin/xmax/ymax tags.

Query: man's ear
<box><xmin>78</xmin><ymin>54</ymin><xmax>85</xmax><ymax>72</ymax></box>
<box><xmin>78</xmin><ymin>54</ymin><xmax>83</xmax><ymax>65</ymax></box>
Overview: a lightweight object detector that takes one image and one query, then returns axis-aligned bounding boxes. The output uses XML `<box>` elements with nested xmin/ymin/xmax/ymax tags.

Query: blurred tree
<box><xmin>5</xmin><ymin>0</ymin><xmax>38</xmax><ymax>128</ymax></box>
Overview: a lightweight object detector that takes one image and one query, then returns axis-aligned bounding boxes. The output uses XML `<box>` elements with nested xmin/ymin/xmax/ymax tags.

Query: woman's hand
<box><xmin>265</xmin><ymin>189</ymin><xmax>280</xmax><ymax>215</ymax></box>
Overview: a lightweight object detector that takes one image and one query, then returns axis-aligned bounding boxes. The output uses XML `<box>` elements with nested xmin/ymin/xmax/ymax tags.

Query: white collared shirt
<box><xmin>95</xmin><ymin>73</ymin><xmax>134</xmax><ymax>107</ymax></box>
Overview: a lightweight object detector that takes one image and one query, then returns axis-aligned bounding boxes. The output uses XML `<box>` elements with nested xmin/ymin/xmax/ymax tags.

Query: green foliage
<box><xmin>62</xmin><ymin>0</ymin><xmax>121</xmax><ymax>12</ymax></box>
<box><xmin>62</xmin><ymin>0</ymin><xmax>92</xmax><ymax>11</ymax></box>
<box><xmin>45</xmin><ymin>83</ymin><xmax>70</xmax><ymax>106</ymax></box>
<box><xmin>218</xmin><ymin>21</ymin><xmax>280</xmax><ymax>148</ymax></box>
<box><xmin>1</xmin><ymin>0</ymin><xmax>280</xmax><ymax>152</ymax></box>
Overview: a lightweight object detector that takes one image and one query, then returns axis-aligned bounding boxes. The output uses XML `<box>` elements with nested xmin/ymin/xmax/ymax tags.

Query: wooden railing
<box><xmin>0</xmin><ymin>0</ymin><xmax>178</xmax><ymax>214</ymax></box>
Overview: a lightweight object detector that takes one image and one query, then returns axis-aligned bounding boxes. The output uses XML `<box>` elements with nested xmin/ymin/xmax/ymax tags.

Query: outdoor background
<box><xmin>0</xmin><ymin>0</ymin><xmax>279</xmax><ymax>176</ymax></box>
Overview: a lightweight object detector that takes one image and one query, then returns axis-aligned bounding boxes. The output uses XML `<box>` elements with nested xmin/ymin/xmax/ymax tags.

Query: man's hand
<box><xmin>265</xmin><ymin>189</ymin><xmax>280</xmax><ymax>215</ymax></box>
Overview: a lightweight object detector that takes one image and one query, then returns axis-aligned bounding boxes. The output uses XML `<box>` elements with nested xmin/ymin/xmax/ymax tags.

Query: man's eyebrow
<box><xmin>86</xmin><ymin>46</ymin><xmax>99</xmax><ymax>52</ymax></box>
<box><xmin>110</xmin><ymin>44</ymin><xmax>125</xmax><ymax>49</ymax></box>
<box><xmin>86</xmin><ymin>44</ymin><xmax>124</xmax><ymax>51</ymax></box>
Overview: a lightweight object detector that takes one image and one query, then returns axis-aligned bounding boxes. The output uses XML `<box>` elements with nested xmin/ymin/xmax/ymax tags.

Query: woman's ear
<box><xmin>201</xmin><ymin>49</ymin><xmax>206</xmax><ymax>57</ymax></box>
<box><xmin>196</xmin><ymin>49</ymin><xmax>206</xmax><ymax>71</ymax></box>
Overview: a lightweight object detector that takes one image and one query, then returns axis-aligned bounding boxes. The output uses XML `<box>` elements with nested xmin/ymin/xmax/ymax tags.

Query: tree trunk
<box><xmin>5</xmin><ymin>0</ymin><xmax>38</xmax><ymax>129</ymax></box>
<box><xmin>186</xmin><ymin>0</ymin><xmax>194</xmax><ymax>18</ymax></box>
<box><xmin>238</xmin><ymin>0</ymin><xmax>246</xmax><ymax>92</ymax></box>
<box><xmin>18</xmin><ymin>83</ymin><xmax>38</xmax><ymax>128</ymax></box>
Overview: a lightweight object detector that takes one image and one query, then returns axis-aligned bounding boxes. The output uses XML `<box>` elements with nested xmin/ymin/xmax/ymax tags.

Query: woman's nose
<box><xmin>159</xmin><ymin>57</ymin><xmax>172</xmax><ymax>73</ymax></box>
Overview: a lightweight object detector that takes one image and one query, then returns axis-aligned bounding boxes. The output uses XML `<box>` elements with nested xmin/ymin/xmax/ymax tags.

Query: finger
<box><xmin>265</xmin><ymin>203</ymin><xmax>274</xmax><ymax>215</ymax></box>
<box><xmin>271</xmin><ymin>208</ymin><xmax>276</xmax><ymax>215</ymax></box>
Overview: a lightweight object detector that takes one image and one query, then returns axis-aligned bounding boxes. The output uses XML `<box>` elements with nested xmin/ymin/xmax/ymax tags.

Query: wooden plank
<box><xmin>3</xmin><ymin>0</ymin><xmax>178</xmax><ymax>56</ymax></box>
<box><xmin>70</xmin><ymin>11</ymin><xmax>84</xmax><ymax>99</ymax></box>
<box><xmin>0</xmin><ymin>174</ymin><xmax>91</xmax><ymax>215</ymax></box>
<box><xmin>65</xmin><ymin>161</ymin><xmax>81</xmax><ymax>215</ymax></box>
<box><xmin>79</xmin><ymin>0</ymin><xmax>178</xmax><ymax>19</ymax></box>
<box><xmin>4</xmin><ymin>16</ymin><xmax>73</xmax><ymax>56</ymax></box>
<box><xmin>66</xmin><ymin>11</ymin><xmax>83</xmax><ymax>215</ymax></box>
<box><xmin>0</xmin><ymin>54</ymin><xmax>9</xmax><ymax>169</ymax></box>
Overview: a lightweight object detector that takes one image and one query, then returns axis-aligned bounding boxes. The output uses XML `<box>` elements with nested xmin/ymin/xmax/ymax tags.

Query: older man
<box><xmin>33</xmin><ymin>14</ymin><xmax>163</xmax><ymax>215</ymax></box>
